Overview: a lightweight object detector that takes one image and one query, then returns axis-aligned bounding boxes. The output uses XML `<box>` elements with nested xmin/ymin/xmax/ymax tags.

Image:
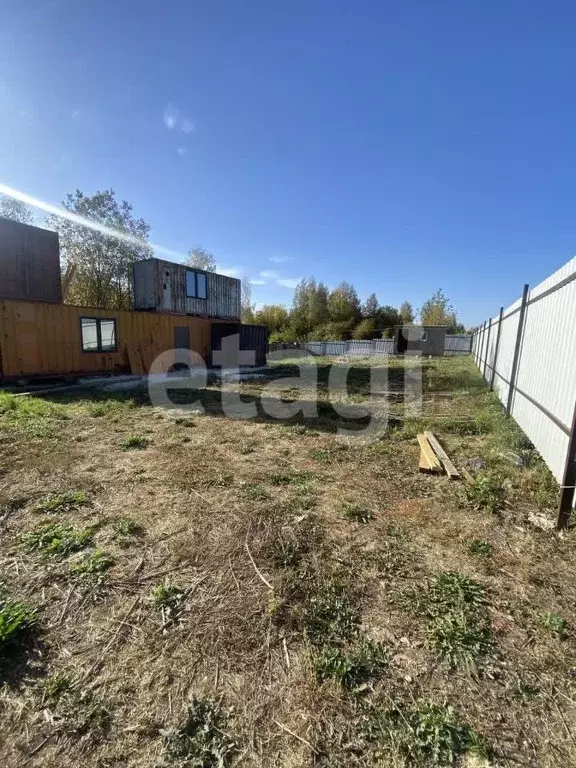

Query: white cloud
<box><xmin>176</xmin><ymin>146</ymin><xmax>188</xmax><ymax>156</ymax></box>
<box><xmin>163</xmin><ymin>104</ymin><xmax>194</xmax><ymax>135</ymax></box>
<box><xmin>277</xmin><ymin>277</ymin><xmax>301</xmax><ymax>289</ymax></box>
<box><xmin>217</xmin><ymin>265</ymin><xmax>242</xmax><ymax>278</ymax></box>
<box><xmin>250</xmin><ymin>278</ymin><xmax>266</xmax><ymax>285</ymax></box>
<box><xmin>259</xmin><ymin>269</ymin><xmax>279</xmax><ymax>279</ymax></box>
<box><xmin>269</xmin><ymin>256</ymin><xmax>294</xmax><ymax>263</ymax></box>
<box><xmin>163</xmin><ymin>103</ymin><xmax>179</xmax><ymax>130</ymax></box>
<box><xmin>71</xmin><ymin>109</ymin><xmax>81</xmax><ymax>120</ymax></box>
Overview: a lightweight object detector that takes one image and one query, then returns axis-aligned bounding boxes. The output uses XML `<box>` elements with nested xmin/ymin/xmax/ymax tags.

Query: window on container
<box><xmin>185</xmin><ymin>270</ymin><xmax>208</xmax><ymax>299</ymax></box>
<box><xmin>185</xmin><ymin>270</ymin><xmax>196</xmax><ymax>298</ymax></box>
<box><xmin>80</xmin><ymin>317</ymin><xmax>118</xmax><ymax>353</ymax></box>
<box><xmin>196</xmin><ymin>272</ymin><xmax>207</xmax><ymax>299</ymax></box>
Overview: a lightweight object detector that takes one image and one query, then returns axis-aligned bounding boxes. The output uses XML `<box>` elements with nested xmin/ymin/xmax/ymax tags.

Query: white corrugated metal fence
<box><xmin>471</xmin><ymin>256</ymin><xmax>576</xmax><ymax>525</ymax></box>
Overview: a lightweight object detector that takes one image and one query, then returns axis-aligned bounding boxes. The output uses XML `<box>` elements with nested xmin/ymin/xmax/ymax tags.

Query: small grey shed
<box><xmin>393</xmin><ymin>325</ymin><xmax>446</xmax><ymax>356</ymax></box>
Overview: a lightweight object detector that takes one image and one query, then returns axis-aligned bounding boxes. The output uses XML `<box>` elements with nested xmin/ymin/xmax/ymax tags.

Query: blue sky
<box><xmin>1</xmin><ymin>1</ymin><xmax>575</xmax><ymax>326</ymax></box>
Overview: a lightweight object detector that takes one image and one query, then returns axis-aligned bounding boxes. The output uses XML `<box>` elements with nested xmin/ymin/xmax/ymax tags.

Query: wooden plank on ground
<box><xmin>424</xmin><ymin>430</ymin><xmax>460</xmax><ymax>480</ymax></box>
<box><xmin>419</xmin><ymin>450</ymin><xmax>434</xmax><ymax>473</ymax></box>
<box><xmin>417</xmin><ymin>433</ymin><xmax>442</xmax><ymax>472</ymax></box>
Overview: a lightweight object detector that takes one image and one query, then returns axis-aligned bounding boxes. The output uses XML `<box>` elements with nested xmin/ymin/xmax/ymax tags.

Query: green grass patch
<box><xmin>535</xmin><ymin>610</ymin><xmax>568</xmax><ymax>638</ymax></box>
<box><xmin>152</xmin><ymin>581</ymin><xmax>188</xmax><ymax>627</ymax></box>
<box><xmin>20</xmin><ymin>522</ymin><xmax>94</xmax><ymax>558</ymax></box>
<box><xmin>341</xmin><ymin>502</ymin><xmax>374</xmax><ymax>524</ymax></box>
<box><xmin>34</xmin><ymin>490</ymin><xmax>89</xmax><ymax>514</ymax></box>
<box><xmin>467</xmin><ymin>539</ymin><xmax>494</xmax><ymax>557</ymax></box>
<box><xmin>112</xmin><ymin>516</ymin><xmax>145</xmax><ymax>548</ymax></box>
<box><xmin>372</xmin><ymin>698</ymin><xmax>487</xmax><ymax>767</ymax></box>
<box><xmin>314</xmin><ymin>636</ymin><xmax>390</xmax><ymax>690</ymax></box>
<box><xmin>269</xmin><ymin>470</ymin><xmax>311</xmax><ymax>487</ymax></box>
<box><xmin>120</xmin><ymin>434</ymin><xmax>149</xmax><ymax>450</ymax></box>
<box><xmin>460</xmin><ymin>472</ymin><xmax>508</xmax><ymax>514</ymax></box>
<box><xmin>241</xmin><ymin>483</ymin><xmax>270</xmax><ymax>501</ymax></box>
<box><xmin>70</xmin><ymin>549</ymin><xmax>114</xmax><ymax>575</ymax></box>
<box><xmin>42</xmin><ymin>672</ymin><xmax>75</xmax><ymax>702</ymax></box>
<box><xmin>417</xmin><ymin>571</ymin><xmax>494</xmax><ymax>669</ymax></box>
<box><xmin>206</xmin><ymin>471</ymin><xmax>234</xmax><ymax>488</ymax></box>
<box><xmin>0</xmin><ymin>595</ymin><xmax>37</xmax><ymax>656</ymax></box>
<box><xmin>161</xmin><ymin>697</ymin><xmax>237</xmax><ymax>767</ymax></box>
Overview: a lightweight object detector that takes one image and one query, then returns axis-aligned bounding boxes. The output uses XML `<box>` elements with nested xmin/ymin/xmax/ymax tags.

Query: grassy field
<box><xmin>1</xmin><ymin>355</ymin><xmax>575</xmax><ymax>767</ymax></box>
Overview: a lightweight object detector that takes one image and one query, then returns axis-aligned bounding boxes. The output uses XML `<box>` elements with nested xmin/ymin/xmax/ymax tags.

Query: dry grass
<box><xmin>0</xmin><ymin>356</ymin><xmax>575</xmax><ymax>766</ymax></box>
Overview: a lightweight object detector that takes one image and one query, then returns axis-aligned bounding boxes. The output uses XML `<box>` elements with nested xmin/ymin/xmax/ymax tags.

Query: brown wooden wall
<box><xmin>0</xmin><ymin>300</ymin><xmax>231</xmax><ymax>379</ymax></box>
<box><xmin>0</xmin><ymin>218</ymin><xmax>62</xmax><ymax>303</ymax></box>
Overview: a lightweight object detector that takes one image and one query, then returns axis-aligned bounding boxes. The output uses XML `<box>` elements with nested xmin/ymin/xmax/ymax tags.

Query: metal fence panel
<box><xmin>472</xmin><ymin>256</ymin><xmax>576</xmax><ymax>491</ymax></box>
<box><xmin>444</xmin><ymin>335</ymin><xmax>472</xmax><ymax>355</ymax></box>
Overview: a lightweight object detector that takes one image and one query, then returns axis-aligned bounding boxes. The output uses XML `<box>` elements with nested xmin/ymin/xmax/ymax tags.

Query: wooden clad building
<box><xmin>0</xmin><ymin>300</ymin><xmax>236</xmax><ymax>380</ymax></box>
<box><xmin>0</xmin><ymin>220</ymin><xmax>266</xmax><ymax>381</ymax></box>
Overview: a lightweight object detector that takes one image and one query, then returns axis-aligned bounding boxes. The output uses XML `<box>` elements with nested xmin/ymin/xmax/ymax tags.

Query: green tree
<box><xmin>47</xmin><ymin>189</ymin><xmax>151</xmax><ymax>310</ymax></box>
<box><xmin>352</xmin><ymin>317</ymin><xmax>377</xmax><ymax>340</ymax></box>
<box><xmin>309</xmin><ymin>280</ymin><xmax>330</xmax><ymax>328</ymax></box>
<box><xmin>328</xmin><ymin>282</ymin><xmax>361</xmax><ymax>325</ymax></box>
<box><xmin>419</xmin><ymin>289</ymin><xmax>463</xmax><ymax>332</ymax></box>
<box><xmin>399</xmin><ymin>300</ymin><xmax>415</xmax><ymax>324</ymax></box>
<box><xmin>0</xmin><ymin>195</ymin><xmax>33</xmax><ymax>225</ymax></box>
<box><xmin>362</xmin><ymin>292</ymin><xmax>379</xmax><ymax>319</ymax></box>
<box><xmin>187</xmin><ymin>246</ymin><xmax>217</xmax><ymax>272</ymax></box>
<box><xmin>253</xmin><ymin>304</ymin><xmax>289</xmax><ymax>337</ymax></box>
<box><xmin>289</xmin><ymin>279</ymin><xmax>314</xmax><ymax>339</ymax></box>
<box><xmin>376</xmin><ymin>305</ymin><xmax>402</xmax><ymax>336</ymax></box>
<box><xmin>314</xmin><ymin>321</ymin><xmax>356</xmax><ymax>341</ymax></box>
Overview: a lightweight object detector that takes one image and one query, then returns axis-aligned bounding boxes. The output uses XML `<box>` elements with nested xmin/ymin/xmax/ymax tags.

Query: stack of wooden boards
<box><xmin>417</xmin><ymin>431</ymin><xmax>461</xmax><ymax>480</ymax></box>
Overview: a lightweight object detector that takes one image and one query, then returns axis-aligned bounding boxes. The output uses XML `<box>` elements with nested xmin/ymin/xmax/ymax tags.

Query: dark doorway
<box><xmin>174</xmin><ymin>326</ymin><xmax>190</xmax><ymax>350</ymax></box>
<box><xmin>210</xmin><ymin>323</ymin><xmax>240</xmax><ymax>366</ymax></box>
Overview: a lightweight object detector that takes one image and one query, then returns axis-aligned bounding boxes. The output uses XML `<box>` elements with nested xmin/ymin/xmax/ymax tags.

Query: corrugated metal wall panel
<box><xmin>472</xmin><ymin>257</ymin><xmax>576</xmax><ymax>484</ymax></box>
<box><xmin>444</xmin><ymin>335</ymin><xmax>472</xmax><ymax>355</ymax></box>
<box><xmin>133</xmin><ymin>258</ymin><xmax>241</xmax><ymax>320</ymax></box>
<box><xmin>0</xmin><ymin>218</ymin><xmax>61</xmax><ymax>303</ymax></box>
<box><xmin>0</xmin><ymin>299</ymin><xmax>218</xmax><ymax>379</ymax></box>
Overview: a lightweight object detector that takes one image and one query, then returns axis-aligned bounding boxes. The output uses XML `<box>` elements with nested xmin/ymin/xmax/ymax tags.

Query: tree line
<box><xmin>0</xmin><ymin>192</ymin><xmax>466</xmax><ymax>338</ymax></box>
<box><xmin>244</xmin><ymin>281</ymin><xmax>465</xmax><ymax>342</ymax></box>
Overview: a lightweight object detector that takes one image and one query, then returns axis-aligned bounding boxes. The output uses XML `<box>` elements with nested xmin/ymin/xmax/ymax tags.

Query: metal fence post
<box><xmin>506</xmin><ymin>284</ymin><xmax>529</xmax><ymax>416</ymax></box>
<box><xmin>483</xmin><ymin>317</ymin><xmax>492</xmax><ymax>380</ymax></box>
<box><xmin>490</xmin><ymin>306</ymin><xmax>504</xmax><ymax>391</ymax></box>
<box><xmin>558</xmin><ymin>399</ymin><xmax>576</xmax><ymax>529</ymax></box>
<box><xmin>479</xmin><ymin>320</ymin><xmax>487</xmax><ymax>370</ymax></box>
